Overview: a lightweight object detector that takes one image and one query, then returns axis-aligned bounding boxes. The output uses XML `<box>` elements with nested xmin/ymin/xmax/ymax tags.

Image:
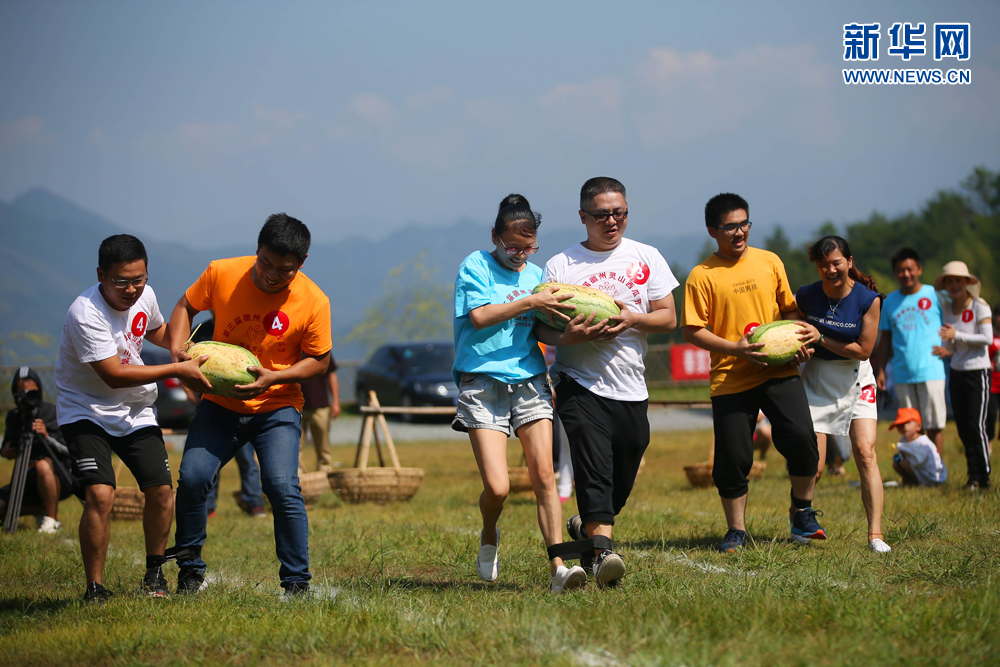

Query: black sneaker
<box><xmin>176</xmin><ymin>567</ymin><xmax>206</xmax><ymax>595</ymax></box>
<box><xmin>790</xmin><ymin>507</ymin><xmax>826</xmax><ymax>544</ymax></box>
<box><xmin>142</xmin><ymin>566</ymin><xmax>169</xmax><ymax>597</ymax></box>
<box><xmin>83</xmin><ymin>582</ymin><xmax>114</xmax><ymax>605</ymax></box>
<box><xmin>566</xmin><ymin>515</ymin><xmax>594</xmax><ymax>574</ymax></box>
<box><xmin>283</xmin><ymin>582</ymin><xmax>311</xmax><ymax>599</ymax></box>
<box><xmin>592</xmin><ymin>549</ymin><xmax>625</xmax><ymax>588</ymax></box>
<box><xmin>718</xmin><ymin>528</ymin><xmax>747</xmax><ymax>553</ymax></box>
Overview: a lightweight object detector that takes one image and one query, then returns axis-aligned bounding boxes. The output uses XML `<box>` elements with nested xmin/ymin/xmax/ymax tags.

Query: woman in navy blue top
<box><xmin>795</xmin><ymin>236</ymin><xmax>889</xmax><ymax>553</ymax></box>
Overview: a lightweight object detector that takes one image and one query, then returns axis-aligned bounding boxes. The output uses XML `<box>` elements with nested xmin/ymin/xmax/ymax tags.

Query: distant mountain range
<box><xmin>0</xmin><ymin>188</ymin><xmax>816</xmax><ymax>362</ymax></box>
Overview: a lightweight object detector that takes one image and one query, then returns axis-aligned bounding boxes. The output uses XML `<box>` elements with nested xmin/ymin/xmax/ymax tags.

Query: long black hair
<box><xmin>808</xmin><ymin>235</ymin><xmax>878</xmax><ymax>293</ymax></box>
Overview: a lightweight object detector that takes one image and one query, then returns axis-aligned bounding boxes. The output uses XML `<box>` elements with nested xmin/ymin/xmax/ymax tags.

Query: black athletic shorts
<box><xmin>711</xmin><ymin>375</ymin><xmax>819</xmax><ymax>499</ymax></box>
<box><xmin>62</xmin><ymin>420</ymin><xmax>172</xmax><ymax>490</ymax></box>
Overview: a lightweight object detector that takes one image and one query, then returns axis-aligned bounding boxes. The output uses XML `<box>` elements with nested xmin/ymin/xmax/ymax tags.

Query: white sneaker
<box><xmin>869</xmin><ymin>538</ymin><xmax>891</xmax><ymax>553</ymax></box>
<box><xmin>476</xmin><ymin>528</ymin><xmax>500</xmax><ymax>582</ymax></box>
<box><xmin>37</xmin><ymin>516</ymin><xmax>61</xmax><ymax>534</ymax></box>
<box><xmin>550</xmin><ymin>564</ymin><xmax>587</xmax><ymax>594</ymax></box>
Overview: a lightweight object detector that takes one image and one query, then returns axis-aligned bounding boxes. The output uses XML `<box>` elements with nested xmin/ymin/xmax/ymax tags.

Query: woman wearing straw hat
<box><xmin>932</xmin><ymin>261</ymin><xmax>994</xmax><ymax>490</ymax></box>
<box><xmin>793</xmin><ymin>236</ymin><xmax>890</xmax><ymax>553</ymax></box>
<box><xmin>452</xmin><ymin>194</ymin><xmax>588</xmax><ymax>593</ymax></box>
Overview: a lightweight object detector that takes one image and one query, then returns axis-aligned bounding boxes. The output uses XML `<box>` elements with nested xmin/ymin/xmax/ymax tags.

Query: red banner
<box><xmin>670</xmin><ymin>344</ymin><xmax>711</xmax><ymax>381</ymax></box>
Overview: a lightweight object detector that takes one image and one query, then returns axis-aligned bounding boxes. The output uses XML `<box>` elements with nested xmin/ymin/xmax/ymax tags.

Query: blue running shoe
<box><xmin>790</xmin><ymin>508</ymin><xmax>826</xmax><ymax>544</ymax></box>
<box><xmin>718</xmin><ymin>528</ymin><xmax>747</xmax><ymax>553</ymax></box>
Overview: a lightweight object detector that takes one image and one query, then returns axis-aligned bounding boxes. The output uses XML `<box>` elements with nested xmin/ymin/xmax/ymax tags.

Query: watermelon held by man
<box><xmin>747</xmin><ymin>320</ymin><xmax>806</xmax><ymax>366</ymax></box>
<box><xmin>186</xmin><ymin>341</ymin><xmax>261</xmax><ymax>397</ymax></box>
<box><xmin>531</xmin><ymin>282</ymin><xmax>621</xmax><ymax>331</ymax></box>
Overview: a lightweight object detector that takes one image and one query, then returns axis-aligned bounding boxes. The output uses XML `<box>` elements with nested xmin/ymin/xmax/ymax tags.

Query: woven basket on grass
<box><xmin>299</xmin><ymin>471</ymin><xmax>331</xmax><ymax>506</ymax></box>
<box><xmin>328</xmin><ymin>391</ymin><xmax>424</xmax><ymax>504</ymax></box>
<box><xmin>110</xmin><ymin>486</ymin><xmax>146</xmax><ymax>520</ymax></box>
<box><xmin>508</xmin><ymin>464</ymin><xmax>533</xmax><ymax>494</ymax></box>
<box><xmin>684</xmin><ymin>461</ymin><xmax>767</xmax><ymax>488</ymax></box>
<box><xmin>109</xmin><ymin>459</ymin><xmax>177</xmax><ymax>520</ymax></box>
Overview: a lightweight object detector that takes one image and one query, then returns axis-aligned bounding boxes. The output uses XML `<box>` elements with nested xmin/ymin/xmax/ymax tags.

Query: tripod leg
<box><xmin>4</xmin><ymin>449</ymin><xmax>32</xmax><ymax>533</ymax></box>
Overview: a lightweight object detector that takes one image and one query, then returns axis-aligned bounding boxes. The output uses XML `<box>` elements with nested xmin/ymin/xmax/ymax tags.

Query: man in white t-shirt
<box><xmin>56</xmin><ymin>234</ymin><xmax>210</xmax><ymax>603</ymax></box>
<box><xmin>536</xmin><ymin>177</ymin><xmax>678</xmax><ymax>587</ymax></box>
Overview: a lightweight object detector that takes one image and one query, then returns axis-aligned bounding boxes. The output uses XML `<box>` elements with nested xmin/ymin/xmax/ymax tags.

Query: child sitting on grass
<box><xmin>890</xmin><ymin>407</ymin><xmax>947</xmax><ymax>487</ymax></box>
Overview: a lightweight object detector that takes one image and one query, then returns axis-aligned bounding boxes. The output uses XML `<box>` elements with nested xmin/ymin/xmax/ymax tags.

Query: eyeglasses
<box><xmin>498</xmin><ymin>237</ymin><xmax>539</xmax><ymax>256</ymax></box>
<box><xmin>108</xmin><ymin>276</ymin><xmax>149</xmax><ymax>289</ymax></box>
<box><xmin>714</xmin><ymin>221</ymin><xmax>752</xmax><ymax>234</ymax></box>
<box><xmin>583</xmin><ymin>208</ymin><xmax>628</xmax><ymax>223</ymax></box>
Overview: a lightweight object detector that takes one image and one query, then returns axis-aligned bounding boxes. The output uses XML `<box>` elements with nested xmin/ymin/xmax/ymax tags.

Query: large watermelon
<box><xmin>532</xmin><ymin>282</ymin><xmax>621</xmax><ymax>331</ymax></box>
<box><xmin>187</xmin><ymin>341</ymin><xmax>261</xmax><ymax>397</ymax></box>
<box><xmin>747</xmin><ymin>321</ymin><xmax>804</xmax><ymax>366</ymax></box>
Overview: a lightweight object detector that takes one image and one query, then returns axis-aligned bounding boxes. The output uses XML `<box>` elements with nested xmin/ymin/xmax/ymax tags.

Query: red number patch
<box><xmin>131</xmin><ymin>312</ymin><xmax>148</xmax><ymax>337</ymax></box>
<box><xmin>743</xmin><ymin>322</ymin><xmax>760</xmax><ymax>336</ymax></box>
<box><xmin>962</xmin><ymin>309</ymin><xmax>974</xmax><ymax>323</ymax></box>
<box><xmin>626</xmin><ymin>261</ymin><xmax>650</xmax><ymax>285</ymax></box>
<box><xmin>860</xmin><ymin>384</ymin><xmax>876</xmax><ymax>404</ymax></box>
<box><xmin>918</xmin><ymin>298</ymin><xmax>931</xmax><ymax>310</ymax></box>
<box><xmin>264</xmin><ymin>310</ymin><xmax>290</xmax><ymax>336</ymax></box>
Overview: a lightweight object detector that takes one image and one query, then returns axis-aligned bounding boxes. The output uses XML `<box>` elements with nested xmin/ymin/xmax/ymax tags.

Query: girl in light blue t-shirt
<box><xmin>452</xmin><ymin>194</ymin><xmax>586</xmax><ymax>594</ymax></box>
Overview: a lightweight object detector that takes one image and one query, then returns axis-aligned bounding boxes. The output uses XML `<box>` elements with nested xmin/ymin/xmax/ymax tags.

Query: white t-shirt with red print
<box><xmin>544</xmin><ymin>238</ymin><xmax>678</xmax><ymax>401</ymax></box>
<box><xmin>56</xmin><ymin>283</ymin><xmax>165</xmax><ymax>435</ymax></box>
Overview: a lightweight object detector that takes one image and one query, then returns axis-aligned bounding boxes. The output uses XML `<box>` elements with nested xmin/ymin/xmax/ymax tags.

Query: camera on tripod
<box><xmin>14</xmin><ymin>388</ymin><xmax>42</xmax><ymax>413</ymax></box>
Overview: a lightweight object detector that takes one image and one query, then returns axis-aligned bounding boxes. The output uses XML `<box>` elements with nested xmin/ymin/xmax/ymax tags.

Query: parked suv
<box><xmin>355</xmin><ymin>342</ymin><xmax>457</xmax><ymax>420</ymax></box>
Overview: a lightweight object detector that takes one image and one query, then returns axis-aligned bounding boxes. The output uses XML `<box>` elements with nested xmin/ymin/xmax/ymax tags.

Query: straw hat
<box><xmin>933</xmin><ymin>260</ymin><xmax>981</xmax><ymax>299</ymax></box>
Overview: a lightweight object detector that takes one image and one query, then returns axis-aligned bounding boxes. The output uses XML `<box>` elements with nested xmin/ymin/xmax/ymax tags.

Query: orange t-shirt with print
<box><xmin>186</xmin><ymin>256</ymin><xmax>332</xmax><ymax>414</ymax></box>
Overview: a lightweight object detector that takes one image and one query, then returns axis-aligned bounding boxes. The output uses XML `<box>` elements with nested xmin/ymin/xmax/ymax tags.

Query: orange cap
<box><xmin>888</xmin><ymin>407</ymin><xmax>921</xmax><ymax>430</ymax></box>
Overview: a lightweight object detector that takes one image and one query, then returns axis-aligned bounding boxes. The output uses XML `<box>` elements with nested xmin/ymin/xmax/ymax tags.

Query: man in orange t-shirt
<box><xmin>168</xmin><ymin>213</ymin><xmax>332</xmax><ymax>597</ymax></box>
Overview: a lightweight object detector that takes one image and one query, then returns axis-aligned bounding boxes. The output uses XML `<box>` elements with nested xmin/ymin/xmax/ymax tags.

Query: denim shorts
<box><xmin>452</xmin><ymin>372</ymin><xmax>553</xmax><ymax>436</ymax></box>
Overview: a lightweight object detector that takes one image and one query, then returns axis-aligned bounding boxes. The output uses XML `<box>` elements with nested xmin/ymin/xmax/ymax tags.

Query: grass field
<box><xmin>1</xmin><ymin>426</ymin><xmax>997</xmax><ymax>666</ymax></box>
<box><xmin>647</xmin><ymin>385</ymin><xmax>711</xmax><ymax>402</ymax></box>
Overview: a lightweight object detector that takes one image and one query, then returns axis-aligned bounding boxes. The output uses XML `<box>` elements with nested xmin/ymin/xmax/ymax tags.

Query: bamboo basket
<box><xmin>299</xmin><ymin>471</ymin><xmax>331</xmax><ymax>507</ymax></box>
<box><xmin>109</xmin><ymin>458</ymin><xmax>166</xmax><ymax>520</ymax></box>
<box><xmin>508</xmin><ymin>453</ymin><xmax>532</xmax><ymax>494</ymax></box>
<box><xmin>684</xmin><ymin>441</ymin><xmax>766</xmax><ymax>489</ymax></box>
<box><xmin>328</xmin><ymin>391</ymin><xmax>424</xmax><ymax>503</ymax></box>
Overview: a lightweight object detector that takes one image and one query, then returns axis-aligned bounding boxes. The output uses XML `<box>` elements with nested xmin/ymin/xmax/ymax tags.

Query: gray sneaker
<box><xmin>566</xmin><ymin>515</ymin><xmax>594</xmax><ymax>574</ymax></box>
<box><xmin>592</xmin><ymin>549</ymin><xmax>625</xmax><ymax>588</ymax></box>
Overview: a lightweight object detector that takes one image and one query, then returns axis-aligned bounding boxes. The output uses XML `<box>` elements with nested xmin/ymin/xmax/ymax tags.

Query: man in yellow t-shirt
<box><xmin>681</xmin><ymin>193</ymin><xmax>824</xmax><ymax>553</ymax></box>
<box><xmin>168</xmin><ymin>213</ymin><xmax>332</xmax><ymax>597</ymax></box>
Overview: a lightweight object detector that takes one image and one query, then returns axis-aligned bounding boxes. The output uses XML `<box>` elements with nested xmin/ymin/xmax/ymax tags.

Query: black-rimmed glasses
<box><xmin>714</xmin><ymin>221</ymin><xmax>752</xmax><ymax>234</ymax></box>
<box><xmin>583</xmin><ymin>208</ymin><xmax>628</xmax><ymax>223</ymax></box>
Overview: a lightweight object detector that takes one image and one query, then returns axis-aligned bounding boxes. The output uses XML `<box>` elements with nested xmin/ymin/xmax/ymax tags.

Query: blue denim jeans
<box><xmin>205</xmin><ymin>443</ymin><xmax>263</xmax><ymax>512</ymax></box>
<box><xmin>175</xmin><ymin>400</ymin><xmax>310</xmax><ymax>587</ymax></box>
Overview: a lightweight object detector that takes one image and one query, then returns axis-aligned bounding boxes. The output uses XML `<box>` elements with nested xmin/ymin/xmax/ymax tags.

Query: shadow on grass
<box><xmin>0</xmin><ymin>596</ymin><xmax>79</xmax><ymax>616</ymax></box>
<box><xmin>620</xmin><ymin>536</ymin><xmax>721</xmax><ymax>552</ymax></box>
<box><xmin>359</xmin><ymin>576</ymin><xmax>522</xmax><ymax>592</ymax></box>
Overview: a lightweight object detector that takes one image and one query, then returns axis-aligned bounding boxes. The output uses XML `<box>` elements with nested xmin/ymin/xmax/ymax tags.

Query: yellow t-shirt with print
<box><xmin>682</xmin><ymin>247</ymin><xmax>799</xmax><ymax>396</ymax></box>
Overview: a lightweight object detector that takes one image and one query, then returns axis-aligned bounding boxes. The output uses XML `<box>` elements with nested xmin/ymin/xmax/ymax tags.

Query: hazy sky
<box><xmin>2</xmin><ymin>1</ymin><xmax>998</xmax><ymax>246</ymax></box>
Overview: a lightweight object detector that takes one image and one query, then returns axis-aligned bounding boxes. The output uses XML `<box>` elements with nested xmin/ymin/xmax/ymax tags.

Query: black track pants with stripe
<box><xmin>949</xmin><ymin>368</ymin><xmax>992</xmax><ymax>484</ymax></box>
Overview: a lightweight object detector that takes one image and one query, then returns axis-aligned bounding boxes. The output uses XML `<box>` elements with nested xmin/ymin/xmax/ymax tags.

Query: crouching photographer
<box><xmin>1</xmin><ymin>368</ymin><xmax>79</xmax><ymax>533</ymax></box>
